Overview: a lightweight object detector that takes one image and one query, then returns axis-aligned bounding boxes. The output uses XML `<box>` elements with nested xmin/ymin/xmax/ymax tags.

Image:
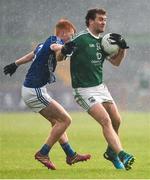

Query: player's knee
<box><xmin>50</xmin><ymin>121</ymin><xmax>55</xmax><ymax>127</ymax></box>
<box><xmin>101</xmin><ymin>116</ymin><xmax>112</xmax><ymax>128</ymax></box>
<box><xmin>65</xmin><ymin>118</ymin><xmax>71</xmax><ymax>128</ymax></box>
<box><xmin>115</xmin><ymin>116</ymin><xmax>122</xmax><ymax>127</ymax></box>
<box><xmin>63</xmin><ymin>114</ymin><xmax>72</xmax><ymax>127</ymax></box>
<box><xmin>117</xmin><ymin>117</ymin><xmax>121</xmax><ymax>126</ymax></box>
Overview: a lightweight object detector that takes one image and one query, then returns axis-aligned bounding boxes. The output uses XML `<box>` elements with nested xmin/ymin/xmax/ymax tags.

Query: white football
<box><xmin>101</xmin><ymin>33</ymin><xmax>119</xmax><ymax>56</ymax></box>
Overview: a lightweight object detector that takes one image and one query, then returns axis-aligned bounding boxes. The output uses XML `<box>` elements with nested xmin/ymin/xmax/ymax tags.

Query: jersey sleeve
<box><xmin>34</xmin><ymin>43</ymin><xmax>43</xmax><ymax>55</ymax></box>
<box><xmin>49</xmin><ymin>36</ymin><xmax>64</xmax><ymax>50</ymax></box>
<box><xmin>50</xmin><ymin>36</ymin><xmax>64</xmax><ymax>45</ymax></box>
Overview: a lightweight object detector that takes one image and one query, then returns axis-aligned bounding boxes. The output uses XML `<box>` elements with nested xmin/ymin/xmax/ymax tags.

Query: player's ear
<box><xmin>89</xmin><ymin>19</ymin><xmax>94</xmax><ymax>26</ymax></box>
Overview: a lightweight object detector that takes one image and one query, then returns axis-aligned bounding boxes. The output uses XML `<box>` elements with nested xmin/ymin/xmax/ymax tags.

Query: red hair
<box><xmin>55</xmin><ymin>19</ymin><xmax>76</xmax><ymax>36</ymax></box>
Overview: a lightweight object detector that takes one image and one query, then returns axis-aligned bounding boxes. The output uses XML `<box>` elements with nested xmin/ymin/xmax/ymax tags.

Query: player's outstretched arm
<box><xmin>15</xmin><ymin>51</ymin><xmax>34</xmax><ymax>66</ymax></box>
<box><xmin>4</xmin><ymin>51</ymin><xmax>34</xmax><ymax>76</ymax></box>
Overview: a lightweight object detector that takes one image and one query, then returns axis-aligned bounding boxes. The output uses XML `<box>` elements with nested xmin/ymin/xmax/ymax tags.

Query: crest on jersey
<box><xmin>88</xmin><ymin>96</ymin><xmax>96</xmax><ymax>103</ymax></box>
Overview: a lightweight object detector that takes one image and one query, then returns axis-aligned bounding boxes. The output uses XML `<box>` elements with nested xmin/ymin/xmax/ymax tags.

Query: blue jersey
<box><xmin>23</xmin><ymin>36</ymin><xmax>64</xmax><ymax>88</ymax></box>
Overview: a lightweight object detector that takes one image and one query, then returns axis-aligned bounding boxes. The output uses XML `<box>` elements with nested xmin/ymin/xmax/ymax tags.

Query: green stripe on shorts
<box><xmin>74</xmin><ymin>89</ymin><xmax>90</xmax><ymax>111</ymax></box>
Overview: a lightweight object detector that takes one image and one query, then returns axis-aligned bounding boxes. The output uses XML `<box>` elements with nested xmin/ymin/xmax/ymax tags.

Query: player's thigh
<box><xmin>39</xmin><ymin>99</ymin><xmax>71</xmax><ymax>123</ymax></box>
<box><xmin>103</xmin><ymin>102</ymin><xmax>121</xmax><ymax>124</ymax></box>
<box><xmin>73</xmin><ymin>84</ymin><xmax>114</xmax><ymax>112</ymax></box>
<box><xmin>22</xmin><ymin>86</ymin><xmax>52</xmax><ymax>113</ymax></box>
<box><xmin>88</xmin><ymin>102</ymin><xmax>111</xmax><ymax>127</ymax></box>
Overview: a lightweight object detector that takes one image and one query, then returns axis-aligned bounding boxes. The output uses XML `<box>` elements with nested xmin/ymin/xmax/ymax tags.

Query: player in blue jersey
<box><xmin>3</xmin><ymin>19</ymin><xmax>91</xmax><ymax>170</ymax></box>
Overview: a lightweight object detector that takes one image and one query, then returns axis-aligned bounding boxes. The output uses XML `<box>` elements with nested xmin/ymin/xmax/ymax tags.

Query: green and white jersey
<box><xmin>70</xmin><ymin>29</ymin><xmax>107</xmax><ymax>88</ymax></box>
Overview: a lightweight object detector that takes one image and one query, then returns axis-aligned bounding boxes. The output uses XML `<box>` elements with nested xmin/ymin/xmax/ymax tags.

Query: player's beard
<box><xmin>96</xmin><ymin>28</ymin><xmax>104</xmax><ymax>34</ymax></box>
<box><xmin>96</xmin><ymin>25</ymin><xmax>105</xmax><ymax>34</ymax></box>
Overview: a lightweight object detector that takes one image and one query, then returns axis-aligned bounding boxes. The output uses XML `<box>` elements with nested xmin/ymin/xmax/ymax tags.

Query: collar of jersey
<box><xmin>87</xmin><ymin>28</ymin><xmax>101</xmax><ymax>39</ymax></box>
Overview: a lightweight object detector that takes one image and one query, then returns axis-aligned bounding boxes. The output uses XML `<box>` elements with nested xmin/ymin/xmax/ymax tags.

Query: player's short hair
<box><xmin>85</xmin><ymin>8</ymin><xmax>106</xmax><ymax>27</ymax></box>
<box><xmin>55</xmin><ymin>19</ymin><xmax>76</xmax><ymax>36</ymax></box>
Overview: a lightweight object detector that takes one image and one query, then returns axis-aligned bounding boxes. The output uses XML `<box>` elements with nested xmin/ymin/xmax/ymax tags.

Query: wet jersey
<box><xmin>70</xmin><ymin>29</ymin><xmax>107</xmax><ymax>88</ymax></box>
<box><xmin>23</xmin><ymin>36</ymin><xmax>64</xmax><ymax>88</ymax></box>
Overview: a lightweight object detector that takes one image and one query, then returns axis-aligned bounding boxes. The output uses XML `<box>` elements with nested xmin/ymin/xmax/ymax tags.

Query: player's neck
<box><xmin>87</xmin><ymin>28</ymin><xmax>101</xmax><ymax>39</ymax></box>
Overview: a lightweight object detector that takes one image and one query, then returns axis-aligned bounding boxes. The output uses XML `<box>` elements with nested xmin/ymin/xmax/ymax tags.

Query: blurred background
<box><xmin>0</xmin><ymin>0</ymin><xmax>150</xmax><ymax>112</ymax></box>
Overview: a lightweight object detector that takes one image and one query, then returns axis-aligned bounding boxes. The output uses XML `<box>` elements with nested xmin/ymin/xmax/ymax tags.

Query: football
<box><xmin>101</xmin><ymin>33</ymin><xmax>119</xmax><ymax>56</ymax></box>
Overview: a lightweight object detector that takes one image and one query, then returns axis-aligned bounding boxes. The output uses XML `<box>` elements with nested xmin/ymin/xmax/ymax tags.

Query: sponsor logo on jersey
<box><xmin>89</xmin><ymin>44</ymin><xmax>95</xmax><ymax>47</ymax></box>
<box><xmin>91</xmin><ymin>60</ymin><xmax>100</xmax><ymax>63</ymax></box>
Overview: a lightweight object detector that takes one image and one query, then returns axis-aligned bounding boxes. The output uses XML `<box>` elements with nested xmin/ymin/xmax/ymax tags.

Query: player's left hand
<box><xmin>61</xmin><ymin>41</ymin><xmax>77</xmax><ymax>56</ymax></box>
<box><xmin>3</xmin><ymin>62</ymin><xmax>18</xmax><ymax>76</ymax></box>
<box><xmin>109</xmin><ymin>33</ymin><xmax>129</xmax><ymax>49</ymax></box>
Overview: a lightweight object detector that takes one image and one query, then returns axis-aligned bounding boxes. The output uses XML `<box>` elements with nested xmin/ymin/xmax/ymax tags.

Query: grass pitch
<box><xmin>0</xmin><ymin>111</ymin><xmax>150</xmax><ymax>179</ymax></box>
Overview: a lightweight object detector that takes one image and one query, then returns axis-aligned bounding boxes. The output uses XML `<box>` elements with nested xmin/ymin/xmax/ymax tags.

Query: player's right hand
<box><xmin>3</xmin><ymin>62</ymin><xmax>18</xmax><ymax>76</ymax></box>
<box><xmin>61</xmin><ymin>41</ymin><xmax>77</xmax><ymax>56</ymax></box>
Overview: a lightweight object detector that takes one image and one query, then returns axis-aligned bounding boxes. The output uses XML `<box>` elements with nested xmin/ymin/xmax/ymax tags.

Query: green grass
<box><xmin>0</xmin><ymin>112</ymin><xmax>150</xmax><ymax>179</ymax></box>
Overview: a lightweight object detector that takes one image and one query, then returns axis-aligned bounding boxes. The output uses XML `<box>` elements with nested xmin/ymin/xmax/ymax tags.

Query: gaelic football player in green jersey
<box><xmin>59</xmin><ymin>8</ymin><xmax>135</xmax><ymax>170</ymax></box>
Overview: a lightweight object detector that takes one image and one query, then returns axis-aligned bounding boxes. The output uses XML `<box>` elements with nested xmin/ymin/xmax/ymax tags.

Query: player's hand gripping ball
<box><xmin>101</xmin><ymin>33</ymin><xmax>129</xmax><ymax>56</ymax></box>
<box><xmin>101</xmin><ymin>33</ymin><xmax>119</xmax><ymax>56</ymax></box>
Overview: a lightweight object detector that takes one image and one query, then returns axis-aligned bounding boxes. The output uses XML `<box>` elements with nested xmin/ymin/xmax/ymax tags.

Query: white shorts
<box><xmin>22</xmin><ymin>86</ymin><xmax>52</xmax><ymax>112</ymax></box>
<box><xmin>73</xmin><ymin>83</ymin><xmax>114</xmax><ymax>111</ymax></box>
